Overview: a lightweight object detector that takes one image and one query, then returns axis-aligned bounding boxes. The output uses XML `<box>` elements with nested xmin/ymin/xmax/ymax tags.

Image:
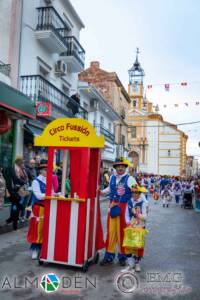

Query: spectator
<box><xmin>26</xmin><ymin>159</ymin><xmax>37</xmax><ymax>186</ymax></box>
<box><xmin>0</xmin><ymin>167</ymin><xmax>6</xmax><ymax>210</ymax></box>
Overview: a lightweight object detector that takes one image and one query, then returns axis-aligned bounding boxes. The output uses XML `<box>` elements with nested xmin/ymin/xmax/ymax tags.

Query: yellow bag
<box><xmin>123</xmin><ymin>227</ymin><xmax>149</xmax><ymax>249</ymax></box>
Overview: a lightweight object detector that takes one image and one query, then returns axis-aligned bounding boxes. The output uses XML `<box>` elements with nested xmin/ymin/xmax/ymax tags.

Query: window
<box><xmin>131</xmin><ymin>126</ymin><xmax>137</xmax><ymax>138</ymax></box>
<box><xmin>100</xmin><ymin>116</ymin><xmax>104</xmax><ymax>126</ymax></box>
<box><xmin>168</xmin><ymin>150</ymin><xmax>171</xmax><ymax>156</ymax></box>
<box><xmin>37</xmin><ymin>57</ymin><xmax>51</xmax><ymax>78</ymax></box>
<box><xmin>83</xmin><ymin>102</ymin><xmax>88</xmax><ymax>110</ymax></box>
<box><xmin>39</xmin><ymin>65</ymin><xmax>49</xmax><ymax>78</ymax></box>
<box><xmin>133</xmin><ymin>100</ymin><xmax>137</xmax><ymax>107</ymax></box>
<box><xmin>121</xmin><ymin>135</ymin><xmax>125</xmax><ymax>146</ymax></box>
<box><xmin>62</xmin><ymin>85</ymin><xmax>70</xmax><ymax>96</ymax></box>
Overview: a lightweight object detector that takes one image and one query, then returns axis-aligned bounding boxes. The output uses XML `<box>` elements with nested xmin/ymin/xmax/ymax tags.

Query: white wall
<box><xmin>79</xmin><ymin>88</ymin><xmax>117</xmax><ymax>162</ymax></box>
<box><xmin>0</xmin><ymin>0</ymin><xmax>12</xmax><ymax>63</ymax></box>
<box><xmin>20</xmin><ymin>0</ymin><xmax>80</xmax><ymax>92</ymax></box>
<box><xmin>146</xmin><ymin>120</ymin><xmax>159</xmax><ymax>174</ymax></box>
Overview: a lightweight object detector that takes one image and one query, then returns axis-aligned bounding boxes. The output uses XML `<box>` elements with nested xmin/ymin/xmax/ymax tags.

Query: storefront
<box><xmin>0</xmin><ymin>81</ymin><xmax>35</xmax><ymax>191</ymax></box>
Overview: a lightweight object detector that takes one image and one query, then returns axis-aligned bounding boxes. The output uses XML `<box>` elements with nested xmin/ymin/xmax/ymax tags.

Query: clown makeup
<box><xmin>115</xmin><ymin>164</ymin><xmax>126</xmax><ymax>175</ymax></box>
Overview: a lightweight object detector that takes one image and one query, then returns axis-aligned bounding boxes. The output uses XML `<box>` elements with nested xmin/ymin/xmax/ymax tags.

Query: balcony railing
<box><xmin>36</xmin><ymin>6</ymin><xmax>70</xmax><ymax>47</ymax></box>
<box><xmin>0</xmin><ymin>60</ymin><xmax>11</xmax><ymax>76</ymax></box>
<box><xmin>20</xmin><ymin>75</ymin><xmax>87</xmax><ymax>118</ymax></box>
<box><xmin>61</xmin><ymin>36</ymin><xmax>85</xmax><ymax>68</ymax></box>
<box><xmin>95</xmin><ymin>124</ymin><xmax>115</xmax><ymax>143</ymax></box>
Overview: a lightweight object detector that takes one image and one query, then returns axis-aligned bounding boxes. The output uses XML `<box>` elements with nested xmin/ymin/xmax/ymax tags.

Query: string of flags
<box><xmin>153</xmin><ymin>101</ymin><xmax>200</xmax><ymax>111</ymax></box>
<box><xmin>147</xmin><ymin>81</ymin><xmax>192</xmax><ymax>91</ymax></box>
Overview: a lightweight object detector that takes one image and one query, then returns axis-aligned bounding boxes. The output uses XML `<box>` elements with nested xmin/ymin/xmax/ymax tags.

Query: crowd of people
<box><xmin>1</xmin><ymin>156</ymin><xmax>200</xmax><ymax>271</ymax></box>
<box><xmin>0</xmin><ymin>156</ymin><xmax>64</xmax><ymax>232</ymax></box>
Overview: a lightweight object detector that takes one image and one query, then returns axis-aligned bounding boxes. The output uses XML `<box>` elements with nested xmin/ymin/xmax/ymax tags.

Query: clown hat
<box><xmin>113</xmin><ymin>157</ymin><xmax>128</xmax><ymax>168</ymax></box>
<box><xmin>38</xmin><ymin>159</ymin><xmax>48</xmax><ymax>170</ymax></box>
<box><xmin>131</xmin><ymin>185</ymin><xmax>148</xmax><ymax>193</ymax></box>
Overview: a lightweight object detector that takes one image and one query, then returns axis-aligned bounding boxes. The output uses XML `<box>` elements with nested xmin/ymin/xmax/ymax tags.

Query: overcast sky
<box><xmin>73</xmin><ymin>0</ymin><xmax>200</xmax><ymax>159</ymax></box>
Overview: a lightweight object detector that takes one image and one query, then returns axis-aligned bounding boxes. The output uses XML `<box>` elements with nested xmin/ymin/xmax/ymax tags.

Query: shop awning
<box><xmin>0</xmin><ymin>81</ymin><xmax>35</xmax><ymax>118</ymax></box>
<box><xmin>24</xmin><ymin>124</ymin><xmax>43</xmax><ymax>136</ymax></box>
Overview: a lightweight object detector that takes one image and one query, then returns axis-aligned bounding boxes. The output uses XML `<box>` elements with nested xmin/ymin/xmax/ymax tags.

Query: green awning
<box><xmin>0</xmin><ymin>81</ymin><xmax>35</xmax><ymax>118</ymax></box>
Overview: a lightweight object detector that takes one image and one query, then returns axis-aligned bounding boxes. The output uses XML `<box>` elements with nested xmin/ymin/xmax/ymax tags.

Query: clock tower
<box><xmin>128</xmin><ymin>48</ymin><xmax>145</xmax><ymax>110</ymax></box>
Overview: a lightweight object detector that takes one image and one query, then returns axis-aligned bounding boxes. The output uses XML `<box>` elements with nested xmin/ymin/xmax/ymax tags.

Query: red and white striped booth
<box><xmin>34</xmin><ymin>118</ymin><xmax>105</xmax><ymax>271</ymax></box>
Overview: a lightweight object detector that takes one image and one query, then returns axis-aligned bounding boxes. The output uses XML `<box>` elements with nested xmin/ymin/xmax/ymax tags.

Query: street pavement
<box><xmin>0</xmin><ymin>197</ymin><xmax>200</xmax><ymax>300</ymax></box>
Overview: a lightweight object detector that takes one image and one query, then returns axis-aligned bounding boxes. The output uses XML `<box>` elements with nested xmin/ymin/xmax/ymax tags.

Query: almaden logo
<box><xmin>40</xmin><ymin>273</ymin><xmax>60</xmax><ymax>293</ymax></box>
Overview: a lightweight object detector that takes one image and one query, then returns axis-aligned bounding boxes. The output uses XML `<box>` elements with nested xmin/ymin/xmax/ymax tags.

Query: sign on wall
<box><xmin>36</xmin><ymin>102</ymin><xmax>52</xmax><ymax>117</ymax></box>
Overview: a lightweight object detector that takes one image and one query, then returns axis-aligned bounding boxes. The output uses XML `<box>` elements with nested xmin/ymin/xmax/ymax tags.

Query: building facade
<box><xmin>79</xmin><ymin>61</ymin><xmax>131</xmax><ymax>158</ymax></box>
<box><xmin>78</xmin><ymin>81</ymin><xmax>122</xmax><ymax>168</ymax></box>
<box><xmin>128</xmin><ymin>52</ymin><xmax>187</xmax><ymax>176</ymax></box>
<box><xmin>186</xmin><ymin>156</ymin><xmax>199</xmax><ymax>177</ymax></box>
<box><xmin>0</xmin><ymin>0</ymin><xmax>86</xmax><ymax>164</ymax></box>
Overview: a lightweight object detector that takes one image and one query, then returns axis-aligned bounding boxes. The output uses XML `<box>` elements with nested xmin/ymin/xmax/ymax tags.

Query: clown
<box><xmin>125</xmin><ymin>186</ymin><xmax>148</xmax><ymax>272</ymax></box>
<box><xmin>27</xmin><ymin>160</ymin><xmax>59</xmax><ymax>259</ymax></box>
<box><xmin>100</xmin><ymin>157</ymin><xmax>137</xmax><ymax>266</ymax></box>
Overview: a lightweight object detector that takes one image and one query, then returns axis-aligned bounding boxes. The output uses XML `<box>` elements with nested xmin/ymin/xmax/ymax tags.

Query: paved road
<box><xmin>0</xmin><ymin>198</ymin><xmax>200</xmax><ymax>299</ymax></box>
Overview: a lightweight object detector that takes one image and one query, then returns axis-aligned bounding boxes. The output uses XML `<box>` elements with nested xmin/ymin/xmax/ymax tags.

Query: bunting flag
<box><xmin>164</xmin><ymin>84</ymin><xmax>170</xmax><ymax>91</ymax></box>
<box><xmin>145</xmin><ymin>80</ymin><xmax>194</xmax><ymax>90</ymax></box>
<box><xmin>152</xmin><ymin>100</ymin><xmax>200</xmax><ymax>111</ymax></box>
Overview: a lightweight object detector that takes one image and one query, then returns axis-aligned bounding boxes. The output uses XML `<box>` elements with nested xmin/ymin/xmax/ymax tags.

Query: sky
<box><xmin>72</xmin><ymin>0</ymin><xmax>200</xmax><ymax>159</ymax></box>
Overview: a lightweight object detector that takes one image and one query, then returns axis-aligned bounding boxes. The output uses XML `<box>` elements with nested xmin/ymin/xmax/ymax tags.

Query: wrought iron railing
<box><xmin>36</xmin><ymin>6</ymin><xmax>70</xmax><ymax>47</ymax></box>
<box><xmin>36</xmin><ymin>7</ymin><xmax>85</xmax><ymax>67</ymax></box>
<box><xmin>0</xmin><ymin>60</ymin><xmax>11</xmax><ymax>76</ymax></box>
<box><xmin>20</xmin><ymin>75</ymin><xmax>88</xmax><ymax>118</ymax></box>
<box><xmin>94</xmin><ymin>124</ymin><xmax>115</xmax><ymax>143</ymax></box>
<box><xmin>61</xmin><ymin>36</ymin><xmax>85</xmax><ymax>67</ymax></box>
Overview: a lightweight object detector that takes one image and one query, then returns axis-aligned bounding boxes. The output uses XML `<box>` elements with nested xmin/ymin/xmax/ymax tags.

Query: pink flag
<box><xmin>164</xmin><ymin>84</ymin><xmax>170</xmax><ymax>91</ymax></box>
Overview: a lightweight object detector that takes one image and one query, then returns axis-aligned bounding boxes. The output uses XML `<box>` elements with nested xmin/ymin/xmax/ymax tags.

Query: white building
<box><xmin>0</xmin><ymin>0</ymin><xmax>85</xmax><ymax>161</ymax></box>
<box><xmin>128</xmin><ymin>52</ymin><xmax>188</xmax><ymax>176</ymax></box>
<box><xmin>78</xmin><ymin>81</ymin><xmax>121</xmax><ymax>168</ymax></box>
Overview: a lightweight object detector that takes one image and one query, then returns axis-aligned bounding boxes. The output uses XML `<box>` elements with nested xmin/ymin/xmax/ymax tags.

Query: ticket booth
<box><xmin>34</xmin><ymin>118</ymin><xmax>105</xmax><ymax>271</ymax></box>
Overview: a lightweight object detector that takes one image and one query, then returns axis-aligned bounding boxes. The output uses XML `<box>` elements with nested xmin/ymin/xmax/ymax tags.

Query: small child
<box><xmin>125</xmin><ymin>186</ymin><xmax>148</xmax><ymax>272</ymax></box>
<box><xmin>161</xmin><ymin>185</ymin><xmax>173</xmax><ymax>207</ymax></box>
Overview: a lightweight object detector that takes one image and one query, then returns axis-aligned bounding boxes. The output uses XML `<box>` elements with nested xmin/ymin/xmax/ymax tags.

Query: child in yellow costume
<box><xmin>124</xmin><ymin>186</ymin><xmax>148</xmax><ymax>272</ymax></box>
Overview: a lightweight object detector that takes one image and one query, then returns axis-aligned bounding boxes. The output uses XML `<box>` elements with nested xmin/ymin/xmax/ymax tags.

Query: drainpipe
<box><xmin>12</xmin><ymin>0</ymin><xmax>24</xmax><ymax>160</ymax></box>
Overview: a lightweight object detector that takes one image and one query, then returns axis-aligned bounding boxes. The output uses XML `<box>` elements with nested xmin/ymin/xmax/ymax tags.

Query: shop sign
<box><xmin>34</xmin><ymin>118</ymin><xmax>105</xmax><ymax>148</ymax></box>
<box><xmin>36</xmin><ymin>102</ymin><xmax>52</xmax><ymax>117</ymax></box>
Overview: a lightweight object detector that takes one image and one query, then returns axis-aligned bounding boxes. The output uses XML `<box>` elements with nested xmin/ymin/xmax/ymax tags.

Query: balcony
<box><xmin>95</xmin><ymin>124</ymin><xmax>115</xmax><ymax>144</ymax></box>
<box><xmin>20</xmin><ymin>75</ymin><xmax>87</xmax><ymax>119</ymax></box>
<box><xmin>60</xmin><ymin>36</ymin><xmax>85</xmax><ymax>72</ymax></box>
<box><xmin>35</xmin><ymin>6</ymin><xmax>70</xmax><ymax>53</ymax></box>
<box><xmin>0</xmin><ymin>60</ymin><xmax>11</xmax><ymax>76</ymax></box>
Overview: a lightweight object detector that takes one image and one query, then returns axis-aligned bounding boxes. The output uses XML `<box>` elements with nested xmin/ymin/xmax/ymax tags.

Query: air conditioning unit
<box><xmin>55</xmin><ymin>60</ymin><xmax>67</xmax><ymax>76</ymax></box>
<box><xmin>90</xmin><ymin>99</ymin><xmax>99</xmax><ymax>111</ymax></box>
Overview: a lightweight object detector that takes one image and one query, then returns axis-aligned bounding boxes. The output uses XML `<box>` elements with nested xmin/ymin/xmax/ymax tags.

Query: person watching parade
<box><xmin>100</xmin><ymin>157</ymin><xmax>137</xmax><ymax>266</ymax></box>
